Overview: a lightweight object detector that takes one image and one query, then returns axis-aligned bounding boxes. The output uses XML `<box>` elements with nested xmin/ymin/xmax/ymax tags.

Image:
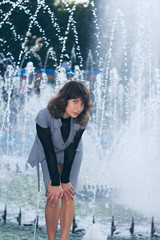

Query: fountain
<box><xmin>1</xmin><ymin>0</ymin><xmax>160</xmax><ymax>239</ymax></box>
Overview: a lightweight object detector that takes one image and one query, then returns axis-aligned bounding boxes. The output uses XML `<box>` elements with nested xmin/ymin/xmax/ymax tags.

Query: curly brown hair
<box><xmin>47</xmin><ymin>80</ymin><xmax>92</xmax><ymax>125</ymax></box>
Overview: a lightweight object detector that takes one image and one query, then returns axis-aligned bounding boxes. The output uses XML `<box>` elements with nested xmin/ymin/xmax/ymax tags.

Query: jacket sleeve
<box><xmin>36</xmin><ymin>123</ymin><xmax>60</xmax><ymax>186</ymax></box>
<box><xmin>61</xmin><ymin>128</ymin><xmax>85</xmax><ymax>184</ymax></box>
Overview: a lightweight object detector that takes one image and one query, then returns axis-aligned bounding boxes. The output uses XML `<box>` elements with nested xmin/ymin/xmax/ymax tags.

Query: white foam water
<box><xmin>83</xmin><ymin>223</ymin><xmax>107</xmax><ymax>240</ymax></box>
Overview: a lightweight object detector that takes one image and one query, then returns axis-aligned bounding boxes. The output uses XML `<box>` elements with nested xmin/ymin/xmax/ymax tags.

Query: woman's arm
<box><xmin>61</xmin><ymin>128</ymin><xmax>85</xmax><ymax>184</ymax></box>
<box><xmin>36</xmin><ymin>123</ymin><xmax>60</xmax><ymax>186</ymax></box>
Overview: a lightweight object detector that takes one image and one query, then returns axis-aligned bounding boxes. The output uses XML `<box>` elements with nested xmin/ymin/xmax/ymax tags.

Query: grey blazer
<box><xmin>27</xmin><ymin>107</ymin><xmax>85</xmax><ymax>191</ymax></box>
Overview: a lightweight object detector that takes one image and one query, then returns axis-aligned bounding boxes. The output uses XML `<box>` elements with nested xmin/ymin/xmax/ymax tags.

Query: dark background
<box><xmin>0</xmin><ymin>0</ymin><xmax>110</xmax><ymax>72</ymax></box>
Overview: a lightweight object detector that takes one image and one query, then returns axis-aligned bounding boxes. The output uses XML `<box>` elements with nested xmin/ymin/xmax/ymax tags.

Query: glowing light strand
<box><xmin>90</xmin><ymin>0</ymin><xmax>103</xmax><ymax>70</ymax></box>
<box><xmin>0</xmin><ymin>0</ymin><xmax>24</xmax><ymax>28</ymax></box>
<box><xmin>59</xmin><ymin>1</ymin><xmax>83</xmax><ymax>68</ymax></box>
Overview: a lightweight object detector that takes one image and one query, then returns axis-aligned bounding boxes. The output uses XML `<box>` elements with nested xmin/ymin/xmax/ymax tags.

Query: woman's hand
<box><xmin>46</xmin><ymin>180</ymin><xmax>64</xmax><ymax>207</ymax></box>
<box><xmin>61</xmin><ymin>182</ymin><xmax>75</xmax><ymax>203</ymax></box>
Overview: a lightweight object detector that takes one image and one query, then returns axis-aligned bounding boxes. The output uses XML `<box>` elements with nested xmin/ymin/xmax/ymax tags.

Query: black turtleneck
<box><xmin>60</xmin><ymin>117</ymin><xmax>71</xmax><ymax>143</ymax></box>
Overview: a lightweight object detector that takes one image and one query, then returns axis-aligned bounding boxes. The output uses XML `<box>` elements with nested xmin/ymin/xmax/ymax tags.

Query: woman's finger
<box><xmin>47</xmin><ymin>195</ymin><xmax>53</xmax><ymax>205</ymax></box>
<box><xmin>67</xmin><ymin>190</ymin><xmax>74</xmax><ymax>200</ymax></box>
<box><xmin>69</xmin><ymin>193</ymin><xmax>74</xmax><ymax>200</ymax></box>
<box><xmin>47</xmin><ymin>193</ymin><xmax>52</xmax><ymax>202</ymax></box>
<box><xmin>67</xmin><ymin>187</ymin><xmax>74</xmax><ymax>196</ymax></box>
<box><xmin>47</xmin><ymin>192</ymin><xmax>55</xmax><ymax>202</ymax></box>
<box><xmin>59</xmin><ymin>191</ymin><xmax>63</xmax><ymax>199</ymax></box>
<box><xmin>55</xmin><ymin>195</ymin><xmax>59</xmax><ymax>204</ymax></box>
<box><xmin>47</xmin><ymin>196</ymin><xmax>56</xmax><ymax>207</ymax></box>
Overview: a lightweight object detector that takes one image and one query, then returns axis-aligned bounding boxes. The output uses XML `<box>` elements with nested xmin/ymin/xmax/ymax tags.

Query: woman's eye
<box><xmin>73</xmin><ymin>100</ymin><xmax>84</xmax><ymax>106</ymax></box>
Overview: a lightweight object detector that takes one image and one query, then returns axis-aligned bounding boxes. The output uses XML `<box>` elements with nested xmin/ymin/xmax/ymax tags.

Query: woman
<box><xmin>28</xmin><ymin>80</ymin><xmax>92</xmax><ymax>240</ymax></box>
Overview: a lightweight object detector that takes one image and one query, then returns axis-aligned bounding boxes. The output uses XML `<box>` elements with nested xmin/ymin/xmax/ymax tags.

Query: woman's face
<box><xmin>63</xmin><ymin>98</ymin><xmax>84</xmax><ymax>119</ymax></box>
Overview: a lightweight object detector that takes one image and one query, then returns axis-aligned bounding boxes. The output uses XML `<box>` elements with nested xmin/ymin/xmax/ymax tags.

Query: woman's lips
<box><xmin>73</xmin><ymin>112</ymin><xmax>79</xmax><ymax>116</ymax></box>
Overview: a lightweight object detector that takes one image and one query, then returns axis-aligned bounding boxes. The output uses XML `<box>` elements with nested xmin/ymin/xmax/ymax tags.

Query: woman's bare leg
<box><xmin>45</xmin><ymin>200</ymin><xmax>60</xmax><ymax>240</ymax></box>
<box><xmin>60</xmin><ymin>196</ymin><xmax>75</xmax><ymax>240</ymax></box>
<box><xmin>45</xmin><ymin>163</ymin><xmax>74</xmax><ymax>240</ymax></box>
<box><xmin>45</xmin><ymin>163</ymin><xmax>63</xmax><ymax>240</ymax></box>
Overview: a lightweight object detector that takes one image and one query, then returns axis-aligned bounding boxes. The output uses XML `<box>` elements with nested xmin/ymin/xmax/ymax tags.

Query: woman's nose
<box><xmin>76</xmin><ymin>103</ymin><xmax>82</xmax><ymax>112</ymax></box>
